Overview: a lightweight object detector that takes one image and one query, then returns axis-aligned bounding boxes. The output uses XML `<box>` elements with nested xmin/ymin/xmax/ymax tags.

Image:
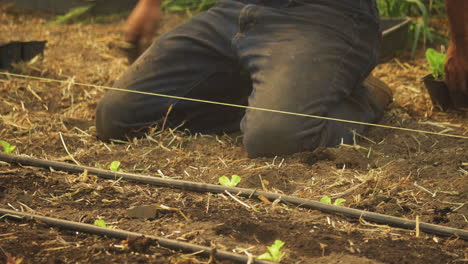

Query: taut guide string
<box><xmin>1</xmin><ymin>71</ymin><xmax>467</xmax><ymax>140</ymax></box>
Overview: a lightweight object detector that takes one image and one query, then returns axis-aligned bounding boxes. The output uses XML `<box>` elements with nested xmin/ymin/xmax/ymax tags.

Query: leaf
<box><xmin>94</xmin><ymin>219</ymin><xmax>116</xmax><ymax>228</ymax></box>
<box><xmin>411</xmin><ymin>19</ymin><xmax>422</xmax><ymax>58</ymax></box>
<box><xmin>258</xmin><ymin>240</ymin><xmax>285</xmax><ymax>262</ymax></box>
<box><xmin>1</xmin><ymin>140</ymin><xmax>10</xmax><ymax>151</ymax></box>
<box><xmin>218</xmin><ymin>175</ymin><xmax>241</xmax><ymax>187</ymax></box>
<box><xmin>333</xmin><ymin>198</ymin><xmax>346</xmax><ymax>206</ymax></box>
<box><xmin>162</xmin><ymin>0</ymin><xmax>216</xmax><ymax>13</ymax></box>
<box><xmin>94</xmin><ymin>219</ymin><xmax>107</xmax><ymax>227</ymax></box>
<box><xmin>425</xmin><ymin>48</ymin><xmax>446</xmax><ymax>80</ymax></box>
<box><xmin>257</xmin><ymin>252</ymin><xmax>273</xmax><ymax>261</ymax></box>
<box><xmin>0</xmin><ymin>140</ymin><xmax>16</xmax><ymax>154</ymax></box>
<box><xmin>320</xmin><ymin>196</ymin><xmax>332</xmax><ymax>204</ymax></box>
<box><xmin>109</xmin><ymin>161</ymin><xmax>122</xmax><ymax>172</ymax></box>
<box><xmin>268</xmin><ymin>240</ymin><xmax>286</xmax><ymax>261</ymax></box>
<box><xmin>230</xmin><ymin>175</ymin><xmax>241</xmax><ymax>186</ymax></box>
<box><xmin>49</xmin><ymin>5</ymin><xmax>94</xmax><ymax>25</ymax></box>
<box><xmin>218</xmin><ymin>176</ymin><xmax>230</xmax><ymax>186</ymax></box>
<box><xmin>9</xmin><ymin>145</ymin><xmax>16</xmax><ymax>153</ymax></box>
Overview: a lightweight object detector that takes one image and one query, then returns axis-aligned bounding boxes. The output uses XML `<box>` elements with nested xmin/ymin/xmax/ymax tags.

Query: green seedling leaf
<box><xmin>94</xmin><ymin>219</ymin><xmax>107</xmax><ymax>227</ymax></box>
<box><xmin>162</xmin><ymin>0</ymin><xmax>216</xmax><ymax>13</ymax></box>
<box><xmin>219</xmin><ymin>175</ymin><xmax>241</xmax><ymax>187</ymax></box>
<box><xmin>0</xmin><ymin>140</ymin><xmax>16</xmax><ymax>154</ymax></box>
<box><xmin>320</xmin><ymin>196</ymin><xmax>332</xmax><ymax>204</ymax></box>
<box><xmin>425</xmin><ymin>48</ymin><xmax>446</xmax><ymax>80</ymax></box>
<box><xmin>49</xmin><ymin>5</ymin><xmax>94</xmax><ymax>25</ymax></box>
<box><xmin>258</xmin><ymin>240</ymin><xmax>286</xmax><ymax>262</ymax></box>
<box><xmin>109</xmin><ymin>161</ymin><xmax>123</xmax><ymax>172</ymax></box>
<box><xmin>230</xmin><ymin>175</ymin><xmax>241</xmax><ymax>186</ymax></box>
<box><xmin>218</xmin><ymin>176</ymin><xmax>230</xmax><ymax>186</ymax></box>
<box><xmin>333</xmin><ymin>198</ymin><xmax>346</xmax><ymax>206</ymax></box>
<box><xmin>94</xmin><ymin>219</ymin><xmax>115</xmax><ymax>228</ymax></box>
<box><xmin>320</xmin><ymin>196</ymin><xmax>346</xmax><ymax>206</ymax></box>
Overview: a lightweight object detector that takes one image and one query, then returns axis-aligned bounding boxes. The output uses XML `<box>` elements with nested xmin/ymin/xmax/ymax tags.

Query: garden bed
<box><xmin>0</xmin><ymin>6</ymin><xmax>467</xmax><ymax>264</ymax></box>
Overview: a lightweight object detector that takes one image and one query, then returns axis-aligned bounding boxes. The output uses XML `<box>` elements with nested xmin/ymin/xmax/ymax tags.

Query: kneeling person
<box><xmin>96</xmin><ymin>0</ymin><xmax>392</xmax><ymax>157</ymax></box>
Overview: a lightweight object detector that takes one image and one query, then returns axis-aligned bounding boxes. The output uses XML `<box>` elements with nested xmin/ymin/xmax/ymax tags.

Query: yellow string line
<box><xmin>1</xmin><ymin>71</ymin><xmax>467</xmax><ymax>140</ymax></box>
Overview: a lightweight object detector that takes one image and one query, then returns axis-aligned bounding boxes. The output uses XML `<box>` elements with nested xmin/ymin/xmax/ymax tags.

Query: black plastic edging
<box><xmin>0</xmin><ymin>153</ymin><xmax>466</xmax><ymax>240</ymax></box>
<box><xmin>0</xmin><ymin>208</ymin><xmax>271</xmax><ymax>264</ymax></box>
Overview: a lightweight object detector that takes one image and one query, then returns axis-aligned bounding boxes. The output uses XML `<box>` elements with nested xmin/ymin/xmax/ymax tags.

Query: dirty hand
<box><xmin>123</xmin><ymin>0</ymin><xmax>161</xmax><ymax>62</ymax></box>
<box><xmin>445</xmin><ymin>43</ymin><xmax>468</xmax><ymax>108</ymax></box>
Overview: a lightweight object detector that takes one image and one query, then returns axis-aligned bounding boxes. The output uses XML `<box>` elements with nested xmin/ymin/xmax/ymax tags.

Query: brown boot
<box><xmin>363</xmin><ymin>74</ymin><xmax>393</xmax><ymax>111</ymax></box>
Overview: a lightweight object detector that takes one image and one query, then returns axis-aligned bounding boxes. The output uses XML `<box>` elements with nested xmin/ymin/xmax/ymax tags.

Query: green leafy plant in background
<box><xmin>320</xmin><ymin>196</ymin><xmax>346</xmax><ymax>206</ymax></box>
<box><xmin>425</xmin><ymin>48</ymin><xmax>446</xmax><ymax>80</ymax></box>
<box><xmin>48</xmin><ymin>5</ymin><xmax>94</xmax><ymax>25</ymax></box>
<box><xmin>377</xmin><ymin>0</ymin><xmax>413</xmax><ymax>17</ymax></box>
<box><xmin>94</xmin><ymin>219</ymin><xmax>116</xmax><ymax>228</ymax></box>
<box><xmin>377</xmin><ymin>0</ymin><xmax>445</xmax><ymax>57</ymax></box>
<box><xmin>219</xmin><ymin>175</ymin><xmax>241</xmax><ymax>187</ymax></box>
<box><xmin>258</xmin><ymin>240</ymin><xmax>286</xmax><ymax>262</ymax></box>
<box><xmin>162</xmin><ymin>0</ymin><xmax>216</xmax><ymax>13</ymax></box>
<box><xmin>425</xmin><ymin>0</ymin><xmax>446</xmax><ymax>15</ymax></box>
<box><xmin>0</xmin><ymin>140</ymin><xmax>16</xmax><ymax>154</ymax></box>
<box><xmin>377</xmin><ymin>0</ymin><xmax>445</xmax><ymax>17</ymax></box>
<box><xmin>109</xmin><ymin>161</ymin><xmax>123</xmax><ymax>172</ymax></box>
<box><xmin>407</xmin><ymin>0</ymin><xmax>433</xmax><ymax>57</ymax></box>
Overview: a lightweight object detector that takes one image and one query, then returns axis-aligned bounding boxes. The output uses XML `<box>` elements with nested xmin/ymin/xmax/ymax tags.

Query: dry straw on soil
<box><xmin>0</xmin><ymin>5</ymin><xmax>467</xmax><ymax>264</ymax></box>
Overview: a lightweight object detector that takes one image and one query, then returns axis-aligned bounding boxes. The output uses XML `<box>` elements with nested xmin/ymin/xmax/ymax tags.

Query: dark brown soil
<box><xmin>0</xmin><ymin>5</ymin><xmax>467</xmax><ymax>264</ymax></box>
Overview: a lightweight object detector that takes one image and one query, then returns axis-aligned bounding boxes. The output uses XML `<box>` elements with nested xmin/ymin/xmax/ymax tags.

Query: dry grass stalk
<box><xmin>59</xmin><ymin>132</ymin><xmax>80</xmax><ymax>165</ymax></box>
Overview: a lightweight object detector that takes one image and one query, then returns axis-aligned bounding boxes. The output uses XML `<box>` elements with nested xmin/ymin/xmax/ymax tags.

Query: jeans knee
<box><xmin>96</xmin><ymin>94</ymin><xmax>128</xmax><ymax>141</ymax></box>
<box><xmin>242</xmin><ymin>119</ymin><xmax>323</xmax><ymax>158</ymax></box>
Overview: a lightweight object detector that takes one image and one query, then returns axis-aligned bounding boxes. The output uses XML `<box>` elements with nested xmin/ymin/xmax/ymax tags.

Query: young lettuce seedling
<box><xmin>320</xmin><ymin>196</ymin><xmax>346</xmax><ymax>206</ymax></box>
<box><xmin>219</xmin><ymin>175</ymin><xmax>241</xmax><ymax>187</ymax></box>
<box><xmin>94</xmin><ymin>219</ymin><xmax>116</xmax><ymax>228</ymax></box>
<box><xmin>0</xmin><ymin>140</ymin><xmax>16</xmax><ymax>154</ymax></box>
<box><xmin>258</xmin><ymin>240</ymin><xmax>286</xmax><ymax>262</ymax></box>
<box><xmin>425</xmin><ymin>48</ymin><xmax>446</xmax><ymax>80</ymax></box>
<box><xmin>109</xmin><ymin>161</ymin><xmax>123</xmax><ymax>172</ymax></box>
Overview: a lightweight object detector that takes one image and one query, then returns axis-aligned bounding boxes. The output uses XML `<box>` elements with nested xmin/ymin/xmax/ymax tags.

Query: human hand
<box><xmin>445</xmin><ymin>43</ymin><xmax>468</xmax><ymax>108</ymax></box>
<box><xmin>124</xmin><ymin>0</ymin><xmax>161</xmax><ymax>62</ymax></box>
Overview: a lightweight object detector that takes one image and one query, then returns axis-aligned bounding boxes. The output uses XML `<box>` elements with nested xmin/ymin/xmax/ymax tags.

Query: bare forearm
<box><xmin>446</xmin><ymin>0</ymin><xmax>468</xmax><ymax>50</ymax></box>
<box><xmin>134</xmin><ymin>0</ymin><xmax>161</xmax><ymax>13</ymax></box>
<box><xmin>138</xmin><ymin>0</ymin><xmax>160</xmax><ymax>5</ymax></box>
<box><xmin>444</xmin><ymin>0</ymin><xmax>468</xmax><ymax>108</ymax></box>
<box><xmin>125</xmin><ymin>0</ymin><xmax>161</xmax><ymax>41</ymax></box>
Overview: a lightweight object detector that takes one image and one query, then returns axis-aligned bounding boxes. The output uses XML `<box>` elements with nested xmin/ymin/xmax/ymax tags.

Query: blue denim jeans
<box><xmin>96</xmin><ymin>0</ymin><xmax>382</xmax><ymax>157</ymax></box>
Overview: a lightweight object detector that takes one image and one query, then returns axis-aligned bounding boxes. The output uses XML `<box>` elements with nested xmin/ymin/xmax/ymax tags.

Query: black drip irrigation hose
<box><xmin>0</xmin><ymin>208</ymin><xmax>271</xmax><ymax>264</ymax></box>
<box><xmin>0</xmin><ymin>153</ymin><xmax>467</xmax><ymax>240</ymax></box>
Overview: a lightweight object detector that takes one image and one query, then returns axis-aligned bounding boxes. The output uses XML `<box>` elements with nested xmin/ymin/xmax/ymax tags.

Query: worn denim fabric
<box><xmin>96</xmin><ymin>0</ymin><xmax>382</xmax><ymax>157</ymax></box>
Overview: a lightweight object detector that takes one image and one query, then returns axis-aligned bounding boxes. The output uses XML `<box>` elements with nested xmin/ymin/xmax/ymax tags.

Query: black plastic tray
<box><xmin>380</xmin><ymin>17</ymin><xmax>412</xmax><ymax>61</ymax></box>
<box><xmin>0</xmin><ymin>41</ymin><xmax>47</xmax><ymax>69</ymax></box>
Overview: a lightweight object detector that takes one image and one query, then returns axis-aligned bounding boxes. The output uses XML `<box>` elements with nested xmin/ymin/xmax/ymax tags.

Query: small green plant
<box><xmin>0</xmin><ymin>140</ymin><xmax>16</xmax><ymax>154</ymax></box>
<box><xmin>425</xmin><ymin>48</ymin><xmax>446</xmax><ymax>80</ymax></box>
<box><xmin>407</xmin><ymin>0</ymin><xmax>433</xmax><ymax>57</ymax></box>
<box><xmin>109</xmin><ymin>161</ymin><xmax>123</xmax><ymax>172</ymax></box>
<box><xmin>258</xmin><ymin>240</ymin><xmax>286</xmax><ymax>262</ymax></box>
<box><xmin>162</xmin><ymin>0</ymin><xmax>216</xmax><ymax>13</ymax></box>
<box><xmin>49</xmin><ymin>5</ymin><xmax>94</xmax><ymax>25</ymax></box>
<box><xmin>377</xmin><ymin>0</ymin><xmax>435</xmax><ymax>57</ymax></box>
<box><xmin>320</xmin><ymin>196</ymin><xmax>346</xmax><ymax>206</ymax></box>
<box><xmin>218</xmin><ymin>175</ymin><xmax>241</xmax><ymax>187</ymax></box>
<box><xmin>378</xmin><ymin>0</ymin><xmax>445</xmax><ymax>17</ymax></box>
<box><xmin>94</xmin><ymin>219</ymin><xmax>116</xmax><ymax>228</ymax></box>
